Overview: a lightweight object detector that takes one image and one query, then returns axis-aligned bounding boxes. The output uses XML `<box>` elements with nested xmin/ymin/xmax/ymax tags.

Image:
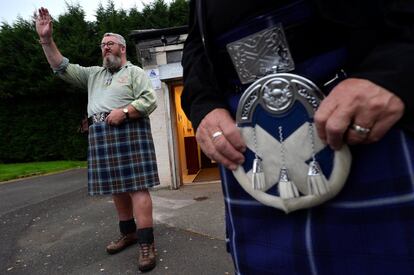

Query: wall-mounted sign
<box><xmin>146</xmin><ymin>68</ymin><xmax>162</xmax><ymax>90</ymax></box>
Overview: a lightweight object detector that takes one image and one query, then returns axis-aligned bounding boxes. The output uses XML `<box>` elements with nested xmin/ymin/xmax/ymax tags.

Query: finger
<box><xmin>361</xmin><ymin>121</ymin><xmax>389</xmax><ymax>144</ymax></box>
<box><xmin>346</xmin><ymin>88</ymin><xmax>389</xmax><ymax>144</ymax></box>
<box><xmin>206</xmin><ymin>109</ymin><xmax>246</xmax><ymax>152</ymax></box>
<box><xmin>209</xmin><ymin>140</ymin><xmax>241</xmax><ymax>170</ymax></box>
<box><xmin>346</xmin><ymin>109</ymin><xmax>377</xmax><ymax>145</ymax></box>
<box><xmin>39</xmin><ymin>8</ymin><xmax>50</xmax><ymax>21</ymax></box>
<box><xmin>347</xmin><ymin>86</ymin><xmax>403</xmax><ymax>145</ymax></box>
<box><xmin>45</xmin><ymin>9</ymin><xmax>52</xmax><ymax>21</ymax></box>
<box><xmin>196</xmin><ymin>128</ymin><xmax>240</xmax><ymax>170</ymax></box>
<box><xmin>39</xmin><ymin>8</ymin><xmax>46</xmax><ymax>19</ymax></box>
<box><xmin>210</xmin><ymin>130</ymin><xmax>245</xmax><ymax>165</ymax></box>
<box><xmin>318</xmin><ymin>81</ymin><xmax>360</xmax><ymax>150</ymax></box>
<box><xmin>324</xmin><ymin>106</ymin><xmax>353</xmax><ymax>150</ymax></box>
<box><xmin>196</xmin><ymin>108</ymin><xmax>245</xmax><ymax>169</ymax></box>
<box><xmin>346</xmin><ymin>122</ymin><xmax>373</xmax><ymax>145</ymax></box>
<box><xmin>361</xmin><ymin>110</ymin><xmax>401</xmax><ymax>144</ymax></box>
<box><xmin>314</xmin><ymin>96</ymin><xmax>338</xmax><ymax>143</ymax></box>
<box><xmin>345</xmin><ymin>105</ymin><xmax>377</xmax><ymax>145</ymax></box>
<box><xmin>219</xmin><ymin>120</ymin><xmax>246</xmax><ymax>153</ymax></box>
<box><xmin>366</xmin><ymin>94</ymin><xmax>404</xmax><ymax>143</ymax></box>
<box><xmin>198</xmin><ymin>125</ymin><xmax>242</xmax><ymax>168</ymax></box>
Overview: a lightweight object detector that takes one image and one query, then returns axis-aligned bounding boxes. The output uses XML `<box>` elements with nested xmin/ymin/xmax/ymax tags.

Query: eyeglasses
<box><xmin>100</xmin><ymin>41</ymin><xmax>121</xmax><ymax>49</ymax></box>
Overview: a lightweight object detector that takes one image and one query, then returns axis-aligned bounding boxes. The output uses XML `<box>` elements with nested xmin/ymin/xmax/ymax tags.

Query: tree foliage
<box><xmin>0</xmin><ymin>0</ymin><xmax>189</xmax><ymax>163</ymax></box>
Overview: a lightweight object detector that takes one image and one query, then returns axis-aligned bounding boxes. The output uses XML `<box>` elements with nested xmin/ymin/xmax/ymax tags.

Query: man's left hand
<box><xmin>314</xmin><ymin>78</ymin><xmax>404</xmax><ymax>150</ymax></box>
<box><xmin>105</xmin><ymin>109</ymin><xmax>127</xmax><ymax>126</ymax></box>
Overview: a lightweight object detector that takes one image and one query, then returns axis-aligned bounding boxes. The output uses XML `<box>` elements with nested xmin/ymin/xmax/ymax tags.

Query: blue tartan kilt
<box><xmin>87</xmin><ymin>118</ymin><xmax>160</xmax><ymax>195</ymax></box>
<box><xmin>221</xmin><ymin>128</ymin><xmax>414</xmax><ymax>275</ymax></box>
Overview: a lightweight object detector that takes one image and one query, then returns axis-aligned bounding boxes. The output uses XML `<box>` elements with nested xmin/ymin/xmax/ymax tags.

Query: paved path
<box><xmin>0</xmin><ymin>169</ymin><xmax>233</xmax><ymax>274</ymax></box>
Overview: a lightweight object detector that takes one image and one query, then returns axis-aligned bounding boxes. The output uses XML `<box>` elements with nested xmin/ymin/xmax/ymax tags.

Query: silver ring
<box><xmin>350</xmin><ymin>124</ymin><xmax>371</xmax><ymax>135</ymax></box>
<box><xmin>212</xmin><ymin>131</ymin><xmax>223</xmax><ymax>140</ymax></box>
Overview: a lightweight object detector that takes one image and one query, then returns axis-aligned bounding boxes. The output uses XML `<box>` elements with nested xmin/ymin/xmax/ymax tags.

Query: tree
<box><xmin>141</xmin><ymin>0</ymin><xmax>170</xmax><ymax>28</ymax></box>
<box><xmin>54</xmin><ymin>3</ymin><xmax>99</xmax><ymax>68</ymax></box>
<box><xmin>0</xmin><ymin>19</ymin><xmax>47</xmax><ymax>99</ymax></box>
<box><xmin>169</xmin><ymin>0</ymin><xmax>189</xmax><ymax>26</ymax></box>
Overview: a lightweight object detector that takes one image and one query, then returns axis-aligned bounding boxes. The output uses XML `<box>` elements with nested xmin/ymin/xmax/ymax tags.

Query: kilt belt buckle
<box><xmin>227</xmin><ymin>25</ymin><xmax>352</xmax><ymax>213</ymax></box>
<box><xmin>89</xmin><ymin>112</ymin><xmax>110</xmax><ymax>125</ymax></box>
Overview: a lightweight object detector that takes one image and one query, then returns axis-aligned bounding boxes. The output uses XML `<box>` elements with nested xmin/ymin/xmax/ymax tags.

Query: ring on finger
<box><xmin>211</xmin><ymin>131</ymin><xmax>223</xmax><ymax>140</ymax></box>
<box><xmin>350</xmin><ymin>124</ymin><xmax>371</xmax><ymax>135</ymax></box>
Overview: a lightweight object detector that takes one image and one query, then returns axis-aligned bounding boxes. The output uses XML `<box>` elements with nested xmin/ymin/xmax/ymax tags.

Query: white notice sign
<box><xmin>146</xmin><ymin>68</ymin><xmax>162</xmax><ymax>90</ymax></box>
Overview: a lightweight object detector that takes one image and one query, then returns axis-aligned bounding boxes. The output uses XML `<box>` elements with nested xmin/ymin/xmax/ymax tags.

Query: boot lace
<box><xmin>139</xmin><ymin>243</ymin><xmax>151</xmax><ymax>258</ymax></box>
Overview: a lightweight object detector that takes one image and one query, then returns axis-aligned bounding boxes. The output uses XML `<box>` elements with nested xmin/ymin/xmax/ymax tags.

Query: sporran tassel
<box><xmin>278</xmin><ymin>167</ymin><xmax>299</xmax><ymax>199</ymax></box>
<box><xmin>307</xmin><ymin>160</ymin><xmax>329</xmax><ymax>195</ymax></box>
<box><xmin>276</xmin><ymin>126</ymin><xmax>299</xmax><ymax>199</ymax></box>
<box><xmin>252</xmin><ymin>157</ymin><xmax>266</xmax><ymax>190</ymax></box>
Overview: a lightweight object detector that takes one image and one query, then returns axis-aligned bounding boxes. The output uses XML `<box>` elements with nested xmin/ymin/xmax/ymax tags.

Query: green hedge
<box><xmin>0</xmin><ymin>94</ymin><xmax>88</xmax><ymax>163</ymax></box>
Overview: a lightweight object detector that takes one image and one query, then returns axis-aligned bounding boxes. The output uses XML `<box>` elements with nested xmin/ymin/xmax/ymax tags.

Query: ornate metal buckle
<box><xmin>91</xmin><ymin>112</ymin><xmax>110</xmax><ymax>124</ymax></box>
<box><xmin>226</xmin><ymin>24</ymin><xmax>295</xmax><ymax>84</ymax></box>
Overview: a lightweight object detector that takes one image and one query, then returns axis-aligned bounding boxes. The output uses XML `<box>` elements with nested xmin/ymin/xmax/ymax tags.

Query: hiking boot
<box><xmin>138</xmin><ymin>242</ymin><xmax>156</xmax><ymax>272</ymax></box>
<box><xmin>106</xmin><ymin>233</ymin><xmax>138</xmax><ymax>254</ymax></box>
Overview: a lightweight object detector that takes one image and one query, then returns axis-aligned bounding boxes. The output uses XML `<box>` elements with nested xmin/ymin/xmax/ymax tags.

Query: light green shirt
<box><xmin>56</xmin><ymin>57</ymin><xmax>157</xmax><ymax>117</ymax></box>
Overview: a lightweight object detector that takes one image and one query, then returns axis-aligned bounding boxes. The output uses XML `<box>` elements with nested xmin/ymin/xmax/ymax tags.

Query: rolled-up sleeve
<box><xmin>130</xmin><ymin>67</ymin><xmax>158</xmax><ymax>116</ymax></box>
<box><xmin>55</xmin><ymin>57</ymin><xmax>99</xmax><ymax>90</ymax></box>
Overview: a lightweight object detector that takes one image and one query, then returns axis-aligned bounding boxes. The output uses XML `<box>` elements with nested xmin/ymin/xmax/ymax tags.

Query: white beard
<box><xmin>103</xmin><ymin>54</ymin><xmax>122</xmax><ymax>72</ymax></box>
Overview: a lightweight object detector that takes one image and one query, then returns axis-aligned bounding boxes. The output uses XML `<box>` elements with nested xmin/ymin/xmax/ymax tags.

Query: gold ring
<box><xmin>212</xmin><ymin>131</ymin><xmax>223</xmax><ymax>140</ymax></box>
<box><xmin>350</xmin><ymin>124</ymin><xmax>371</xmax><ymax>135</ymax></box>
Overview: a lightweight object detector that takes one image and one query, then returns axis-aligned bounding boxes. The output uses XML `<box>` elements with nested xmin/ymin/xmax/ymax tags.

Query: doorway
<box><xmin>173</xmin><ymin>85</ymin><xmax>220</xmax><ymax>184</ymax></box>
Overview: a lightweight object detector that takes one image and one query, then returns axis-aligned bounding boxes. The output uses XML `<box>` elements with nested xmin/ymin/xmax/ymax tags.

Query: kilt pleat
<box><xmin>221</xmin><ymin>128</ymin><xmax>414</xmax><ymax>275</ymax></box>
<box><xmin>87</xmin><ymin>118</ymin><xmax>160</xmax><ymax>195</ymax></box>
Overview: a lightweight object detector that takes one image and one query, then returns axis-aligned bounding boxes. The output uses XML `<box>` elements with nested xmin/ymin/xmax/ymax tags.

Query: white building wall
<box><xmin>134</xmin><ymin>31</ymin><xmax>188</xmax><ymax>189</ymax></box>
<box><xmin>149</xmin><ymin>84</ymin><xmax>172</xmax><ymax>188</ymax></box>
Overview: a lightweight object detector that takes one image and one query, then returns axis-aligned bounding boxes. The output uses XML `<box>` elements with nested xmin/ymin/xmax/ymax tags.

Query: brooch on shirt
<box><xmin>105</xmin><ymin>76</ymin><xmax>113</xmax><ymax>86</ymax></box>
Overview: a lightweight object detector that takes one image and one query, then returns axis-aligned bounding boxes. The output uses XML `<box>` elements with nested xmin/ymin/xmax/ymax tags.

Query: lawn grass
<box><xmin>0</xmin><ymin>161</ymin><xmax>87</xmax><ymax>182</ymax></box>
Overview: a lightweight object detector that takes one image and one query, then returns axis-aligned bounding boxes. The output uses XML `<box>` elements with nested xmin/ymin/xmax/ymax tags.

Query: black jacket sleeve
<box><xmin>181</xmin><ymin>0</ymin><xmax>229</xmax><ymax>131</ymax></box>
<box><xmin>350</xmin><ymin>1</ymin><xmax>414</xmax><ymax>132</ymax></box>
<box><xmin>317</xmin><ymin>0</ymin><xmax>414</xmax><ymax>131</ymax></box>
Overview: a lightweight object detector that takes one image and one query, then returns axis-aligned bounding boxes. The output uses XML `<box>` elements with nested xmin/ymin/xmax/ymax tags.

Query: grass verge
<box><xmin>0</xmin><ymin>161</ymin><xmax>87</xmax><ymax>182</ymax></box>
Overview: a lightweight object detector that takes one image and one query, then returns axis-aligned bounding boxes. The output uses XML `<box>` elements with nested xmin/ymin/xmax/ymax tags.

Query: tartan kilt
<box><xmin>87</xmin><ymin>118</ymin><xmax>160</xmax><ymax>195</ymax></box>
<box><xmin>221</xmin><ymin>128</ymin><xmax>414</xmax><ymax>275</ymax></box>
